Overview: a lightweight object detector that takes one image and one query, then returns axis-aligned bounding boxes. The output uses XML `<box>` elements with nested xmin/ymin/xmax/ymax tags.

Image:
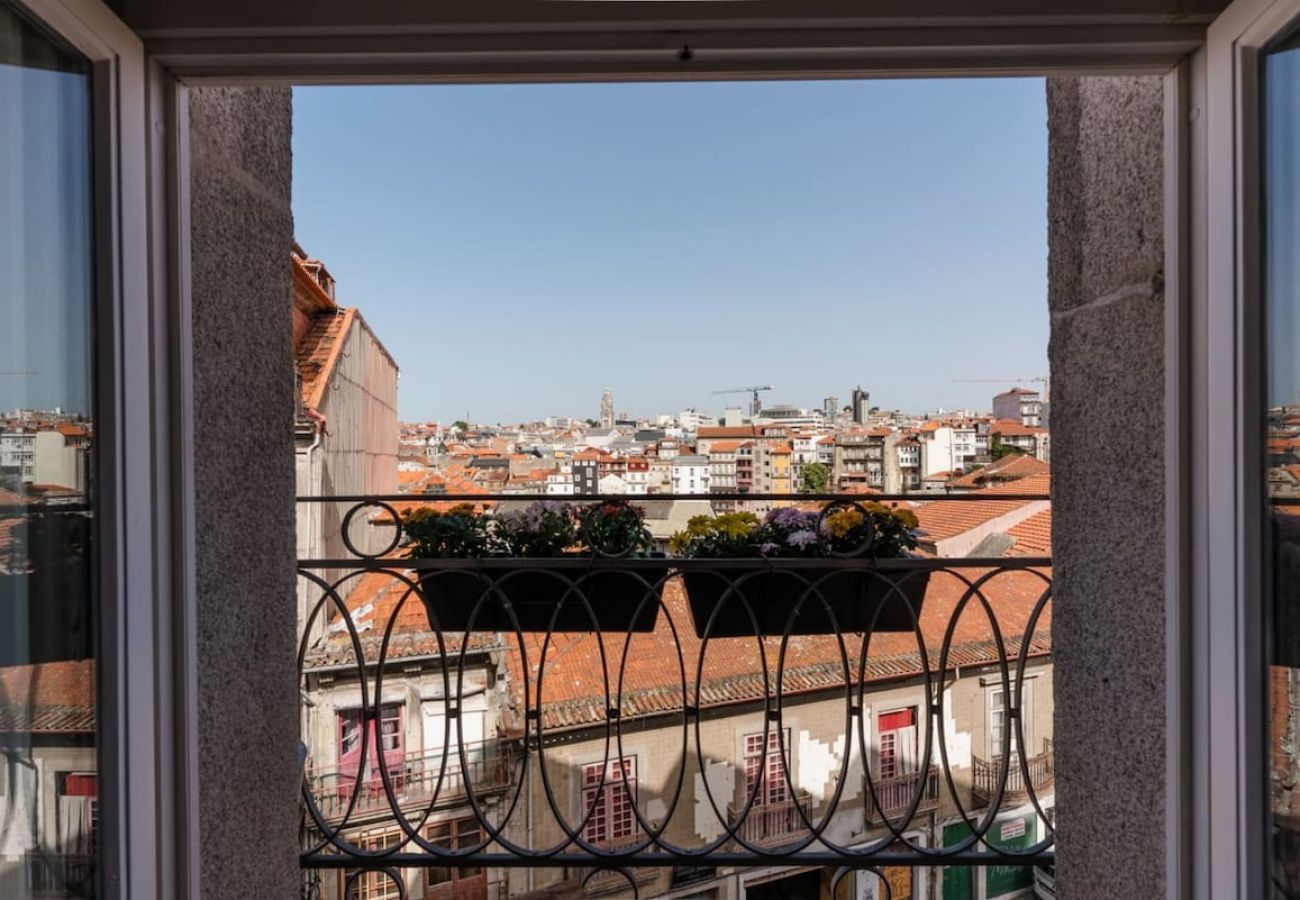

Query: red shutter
<box><xmin>63</xmin><ymin>774</ymin><xmax>97</xmax><ymax>797</ymax></box>
<box><xmin>878</xmin><ymin>708</ymin><xmax>915</xmax><ymax>733</ymax></box>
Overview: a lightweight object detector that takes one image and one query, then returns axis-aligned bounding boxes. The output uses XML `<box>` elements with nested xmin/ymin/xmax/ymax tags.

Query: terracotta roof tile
<box><xmin>1007</xmin><ymin>508</ymin><xmax>1052</xmax><ymax>556</ymax></box>
<box><xmin>501</xmin><ymin>572</ymin><xmax>1051</xmax><ymax>733</ymax></box>
<box><xmin>911</xmin><ymin>474</ymin><xmax>1050</xmax><ymax>542</ymax></box>
<box><xmin>0</xmin><ymin>660</ymin><xmax>96</xmax><ymax>734</ymax></box>
<box><xmin>296</xmin><ymin>307</ymin><xmax>355</xmax><ymax>412</ymax></box>
<box><xmin>949</xmin><ymin>455</ymin><xmax>1050</xmax><ymax>489</ymax></box>
<box><xmin>990</xmin><ymin>419</ymin><xmax>1046</xmax><ymax>437</ymax></box>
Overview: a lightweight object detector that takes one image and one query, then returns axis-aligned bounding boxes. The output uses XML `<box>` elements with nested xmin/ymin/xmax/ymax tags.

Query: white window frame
<box><xmin>986</xmin><ymin>681</ymin><xmax>1033</xmax><ymax>761</ymax></box>
<box><xmin>18</xmin><ymin>2</ymin><xmax>1293</xmax><ymax>897</ymax></box>
<box><xmin>1195</xmin><ymin>3</ymin><xmax>1300</xmax><ymax>899</ymax></box>
<box><xmin>581</xmin><ymin>756</ymin><xmax>639</xmax><ymax>845</ymax></box>
<box><xmin>14</xmin><ymin>1</ymin><xmax>189</xmax><ymax>898</ymax></box>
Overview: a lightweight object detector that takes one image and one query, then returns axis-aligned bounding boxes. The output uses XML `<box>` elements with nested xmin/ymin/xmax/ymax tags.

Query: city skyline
<box><xmin>402</xmin><ymin>385</ymin><xmax>1032</xmax><ymax>428</ymax></box>
<box><xmin>292</xmin><ymin>78</ymin><xmax>1049</xmax><ymax>423</ymax></box>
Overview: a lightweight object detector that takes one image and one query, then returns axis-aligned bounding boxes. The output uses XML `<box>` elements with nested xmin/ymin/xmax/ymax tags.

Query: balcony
<box><xmin>304</xmin><ymin>740</ymin><xmax>513</xmax><ymax>824</ymax></box>
<box><xmin>10</xmin><ymin>853</ymin><xmax>94</xmax><ymax>900</ymax></box>
<box><xmin>728</xmin><ymin>792</ymin><xmax>813</xmax><ymax>848</ymax></box>
<box><xmin>971</xmin><ymin>739</ymin><xmax>1055</xmax><ymax>808</ymax></box>
<box><xmin>297</xmin><ymin>490</ymin><xmax>1053</xmax><ymax>879</ymax></box>
<box><xmin>865</xmin><ymin>765</ymin><xmax>941</xmax><ymax>826</ymax></box>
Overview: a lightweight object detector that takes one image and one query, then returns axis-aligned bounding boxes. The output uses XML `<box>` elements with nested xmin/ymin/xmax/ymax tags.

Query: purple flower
<box><xmin>759</xmin><ymin>541</ymin><xmax>781</xmax><ymax>556</ymax></box>
<box><xmin>786</xmin><ymin>529</ymin><xmax>819</xmax><ymax>549</ymax></box>
<box><xmin>768</xmin><ymin>507</ymin><xmax>810</xmax><ymax>529</ymax></box>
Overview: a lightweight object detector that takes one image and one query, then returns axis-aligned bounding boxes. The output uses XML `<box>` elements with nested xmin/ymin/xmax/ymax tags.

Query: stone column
<box><xmin>1047</xmin><ymin>76</ymin><xmax>1167</xmax><ymax>898</ymax></box>
<box><xmin>188</xmin><ymin>86</ymin><xmax>299</xmax><ymax>899</ymax></box>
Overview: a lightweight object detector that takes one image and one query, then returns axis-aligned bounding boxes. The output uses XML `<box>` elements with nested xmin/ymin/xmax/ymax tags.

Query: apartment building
<box><xmin>992</xmin><ymin>388</ymin><xmax>1044</xmax><ymax>428</ymax></box>
<box><xmin>896</xmin><ymin>439</ymin><xmax>922</xmax><ymax>491</ymax></box>
<box><xmin>672</xmin><ymin>455</ymin><xmax>712</xmax><ymax>495</ymax></box>
<box><xmin>833</xmin><ymin>431</ymin><xmax>889</xmax><ymax>491</ymax></box>
<box><xmin>917</xmin><ymin>423</ymin><xmax>981</xmax><ymax>478</ymax></box>
<box><xmin>707</xmin><ymin>440</ymin><xmax>741</xmax><ymax>511</ymax></box>
<box><xmin>0</xmin><ymin>425</ymin><xmax>91</xmax><ymax>492</ymax></box>
<box><xmin>990</xmin><ymin>420</ymin><xmax>1051</xmax><ymax>464</ymax></box>
<box><xmin>572</xmin><ymin>451</ymin><xmax>600</xmax><ymax>495</ymax></box>
<box><xmin>293</xmin><ymin>247</ymin><xmax>400</xmax><ymax>633</ymax></box>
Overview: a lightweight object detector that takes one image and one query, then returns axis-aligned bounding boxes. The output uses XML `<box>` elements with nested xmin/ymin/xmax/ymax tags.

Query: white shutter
<box><xmin>897</xmin><ymin>725</ymin><xmax>918</xmax><ymax>775</ymax></box>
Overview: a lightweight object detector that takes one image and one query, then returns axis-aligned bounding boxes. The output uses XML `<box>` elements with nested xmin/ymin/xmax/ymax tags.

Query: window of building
<box><xmin>338</xmin><ymin>703</ymin><xmax>405</xmax><ymax>789</ymax></box>
<box><xmin>426</xmin><ymin>817</ymin><xmax>484</xmax><ymax>892</ymax></box>
<box><xmin>57</xmin><ymin>772</ymin><xmax>97</xmax><ymax>856</ymax></box>
<box><xmin>345</xmin><ymin>832</ymin><xmax>402</xmax><ymax>900</ymax></box>
<box><xmin>582</xmin><ymin>758</ymin><xmax>637</xmax><ymax>844</ymax></box>
<box><xmin>743</xmin><ymin>730</ymin><xmax>791</xmax><ymax>805</ymax></box>
<box><xmin>988</xmin><ymin>684</ymin><xmax>1031</xmax><ymax>759</ymax></box>
<box><xmin>877</xmin><ymin>708</ymin><xmax>917</xmax><ymax>780</ymax></box>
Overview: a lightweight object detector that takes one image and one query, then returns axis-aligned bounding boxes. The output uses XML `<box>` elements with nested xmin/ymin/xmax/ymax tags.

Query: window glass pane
<box><xmin>0</xmin><ymin>2</ymin><xmax>96</xmax><ymax>899</ymax></box>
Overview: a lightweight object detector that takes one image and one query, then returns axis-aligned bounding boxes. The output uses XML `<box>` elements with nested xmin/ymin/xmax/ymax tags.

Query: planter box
<box><xmin>418</xmin><ymin>559</ymin><xmax>670</xmax><ymax>633</ymax></box>
<box><xmin>682</xmin><ymin>567</ymin><xmax>930</xmax><ymax>637</ymax></box>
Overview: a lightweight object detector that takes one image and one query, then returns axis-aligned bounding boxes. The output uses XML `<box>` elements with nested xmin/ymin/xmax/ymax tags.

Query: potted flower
<box><xmin>670</xmin><ymin>502</ymin><xmax>927</xmax><ymax>637</ymax></box>
<box><xmin>405</xmin><ymin>500</ymin><xmax>669</xmax><ymax>634</ymax></box>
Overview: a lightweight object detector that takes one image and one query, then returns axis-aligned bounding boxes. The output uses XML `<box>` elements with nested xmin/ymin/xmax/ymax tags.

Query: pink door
<box><xmin>338</xmin><ymin>704</ymin><xmax>405</xmax><ymax>803</ymax></box>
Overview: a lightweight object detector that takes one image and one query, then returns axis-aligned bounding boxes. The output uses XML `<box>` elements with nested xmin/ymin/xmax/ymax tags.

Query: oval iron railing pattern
<box><xmin>297</xmin><ymin>493</ymin><xmax>1054</xmax><ymax>897</ymax></box>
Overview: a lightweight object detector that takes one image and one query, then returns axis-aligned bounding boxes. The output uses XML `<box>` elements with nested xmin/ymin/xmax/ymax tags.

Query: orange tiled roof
<box><xmin>990</xmin><ymin>418</ymin><xmax>1046</xmax><ymax>437</ymax></box>
<box><xmin>949</xmin><ymin>455</ymin><xmax>1050</xmax><ymax>489</ymax></box>
<box><xmin>502</xmin><ymin>572</ymin><xmax>1051</xmax><ymax>732</ymax></box>
<box><xmin>1007</xmin><ymin>508</ymin><xmax>1052</xmax><ymax>556</ymax></box>
<box><xmin>911</xmin><ymin>474</ymin><xmax>1050</xmax><ymax>542</ymax></box>
<box><xmin>0</xmin><ymin>660</ymin><xmax>96</xmax><ymax>733</ymax></box>
<box><xmin>302</xmin><ymin>569</ymin><xmax>501</xmax><ymax>668</ymax></box>
<box><xmin>296</xmin><ymin>307</ymin><xmax>355</xmax><ymax>412</ymax></box>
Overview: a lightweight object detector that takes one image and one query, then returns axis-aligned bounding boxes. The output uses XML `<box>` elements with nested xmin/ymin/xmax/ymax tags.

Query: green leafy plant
<box><xmin>671</xmin><ymin>503</ymin><xmax>919</xmax><ymax>559</ymax></box>
<box><xmin>799</xmin><ymin>461</ymin><xmax>830</xmax><ymax>494</ymax></box>
<box><xmin>494</xmin><ymin>501</ymin><xmax>577</xmax><ymax>556</ymax></box>
<box><xmin>577</xmin><ymin>501</ymin><xmax>654</xmax><ymax>557</ymax></box>
<box><xmin>820</xmin><ymin>502</ymin><xmax>919</xmax><ymax>558</ymax></box>
<box><xmin>668</xmin><ymin>511</ymin><xmax>762</xmax><ymax>556</ymax></box>
<box><xmin>402</xmin><ymin>503</ymin><xmax>494</xmax><ymax>558</ymax></box>
<box><xmin>990</xmin><ymin>435</ymin><xmax>1026</xmax><ymax>461</ymax></box>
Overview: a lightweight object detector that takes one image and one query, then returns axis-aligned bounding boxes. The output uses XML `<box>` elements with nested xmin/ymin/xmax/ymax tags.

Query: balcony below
<box><xmin>728</xmin><ymin>792</ymin><xmax>813</xmax><ymax>848</ymax></box>
<box><xmin>865</xmin><ymin>765</ymin><xmax>940</xmax><ymax>826</ymax></box>
<box><xmin>971</xmin><ymin>738</ymin><xmax>1055</xmax><ymax>808</ymax></box>
<box><xmin>305</xmin><ymin>739</ymin><xmax>513</xmax><ymax>825</ymax></box>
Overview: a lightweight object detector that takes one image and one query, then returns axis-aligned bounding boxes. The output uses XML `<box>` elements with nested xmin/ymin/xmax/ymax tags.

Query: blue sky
<box><xmin>0</xmin><ymin>63</ymin><xmax>92</xmax><ymax>417</ymax></box>
<box><xmin>292</xmin><ymin>79</ymin><xmax>1048</xmax><ymax>425</ymax></box>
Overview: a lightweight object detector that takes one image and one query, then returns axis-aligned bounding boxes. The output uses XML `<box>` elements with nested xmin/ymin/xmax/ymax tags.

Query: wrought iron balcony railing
<box><xmin>12</xmin><ymin>852</ymin><xmax>96</xmax><ymax>900</ymax></box>
<box><xmin>305</xmin><ymin>739</ymin><xmax>513</xmax><ymax>824</ymax></box>
<box><xmin>296</xmin><ymin>491</ymin><xmax>1055</xmax><ymax>897</ymax></box>
<box><xmin>727</xmin><ymin>791</ymin><xmax>813</xmax><ymax>847</ymax></box>
<box><xmin>972</xmin><ymin>738</ymin><xmax>1056</xmax><ymax>808</ymax></box>
<box><xmin>865</xmin><ymin>765</ymin><xmax>941</xmax><ymax>826</ymax></box>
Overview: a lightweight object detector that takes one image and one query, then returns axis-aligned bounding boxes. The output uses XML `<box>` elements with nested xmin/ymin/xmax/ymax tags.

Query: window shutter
<box><xmin>897</xmin><ymin>725</ymin><xmax>919</xmax><ymax>775</ymax></box>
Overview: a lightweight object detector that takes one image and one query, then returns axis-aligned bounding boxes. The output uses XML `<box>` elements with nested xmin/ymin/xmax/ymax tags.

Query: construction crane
<box><xmin>714</xmin><ymin>385</ymin><xmax>773</xmax><ymax>417</ymax></box>
<box><xmin>953</xmin><ymin>376</ymin><xmax>1049</xmax><ymax>400</ymax></box>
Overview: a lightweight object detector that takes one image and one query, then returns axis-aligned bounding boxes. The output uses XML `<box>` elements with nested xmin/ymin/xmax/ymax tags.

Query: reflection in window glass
<box><xmin>1267</xmin><ymin>34</ymin><xmax>1300</xmax><ymax>899</ymax></box>
<box><xmin>0</xmin><ymin>2</ymin><xmax>97</xmax><ymax>898</ymax></box>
